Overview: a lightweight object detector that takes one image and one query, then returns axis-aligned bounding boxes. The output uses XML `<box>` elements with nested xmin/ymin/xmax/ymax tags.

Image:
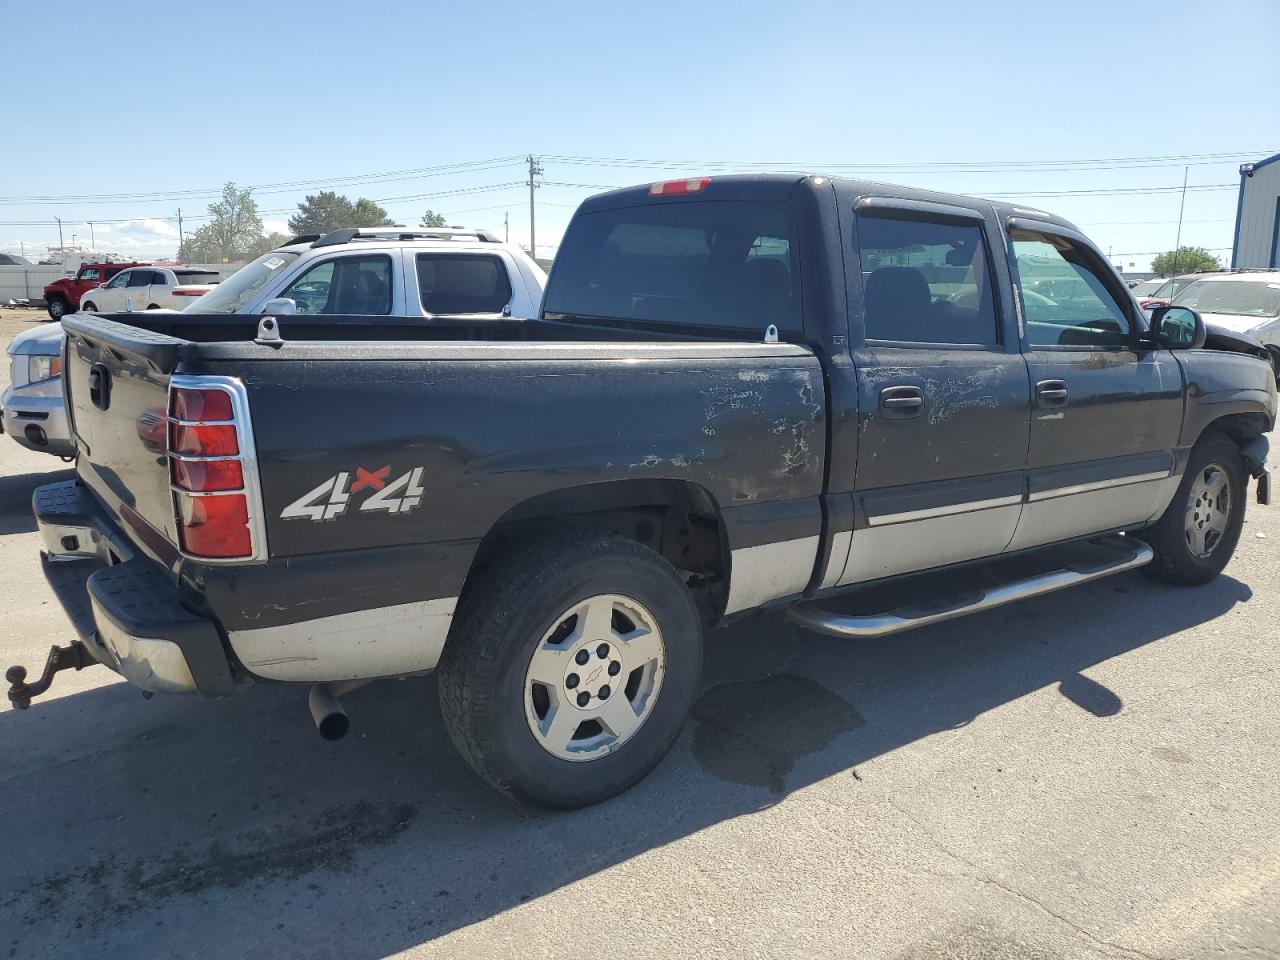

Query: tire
<box><xmin>146</xmin><ymin>303</ymin><xmax>161</xmax><ymax>310</ymax></box>
<box><xmin>1140</xmin><ymin>432</ymin><xmax>1247</xmax><ymax>585</ymax></box>
<box><xmin>81</xmin><ymin>301</ymin><xmax>97</xmax><ymax>313</ymax></box>
<box><xmin>438</xmin><ymin>532</ymin><xmax>703</xmax><ymax>809</ymax></box>
<box><xmin>46</xmin><ymin>297</ymin><xmax>68</xmax><ymax>320</ymax></box>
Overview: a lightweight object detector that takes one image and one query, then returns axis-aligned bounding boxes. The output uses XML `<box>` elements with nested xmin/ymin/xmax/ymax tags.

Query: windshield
<box><xmin>1130</xmin><ymin>279</ymin><xmax>1165</xmax><ymax>297</ymax></box>
<box><xmin>182</xmin><ymin>251</ymin><xmax>299</xmax><ymax>313</ymax></box>
<box><xmin>1173</xmin><ymin>280</ymin><xmax>1280</xmax><ymax>319</ymax></box>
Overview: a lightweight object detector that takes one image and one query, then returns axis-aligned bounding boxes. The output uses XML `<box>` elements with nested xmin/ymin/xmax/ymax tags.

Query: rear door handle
<box><xmin>1036</xmin><ymin>379</ymin><xmax>1069</xmax><ymax>407</ymax></box>
<box><xmin>880</xmin><ymin>385</ymin><xmax>923</xmax><ymax>419</ymax></box>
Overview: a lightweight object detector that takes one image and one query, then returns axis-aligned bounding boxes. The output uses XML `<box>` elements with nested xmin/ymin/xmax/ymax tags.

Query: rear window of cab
<box><xmin>544</xmin><ymin>200</ymin><xmax>799</xmax><ymax>334</ymax></box>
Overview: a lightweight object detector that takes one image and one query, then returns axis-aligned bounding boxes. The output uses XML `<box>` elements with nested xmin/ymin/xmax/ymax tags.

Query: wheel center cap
<box><xmin>563</xmin><ymin>641</ymin><xmax>622</xmax><ymax>710</ymax></box>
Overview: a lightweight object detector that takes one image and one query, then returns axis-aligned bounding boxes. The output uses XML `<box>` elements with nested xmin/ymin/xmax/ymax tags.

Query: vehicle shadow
<box><xmin>0</xmin><ymin>569</ymin><xmax>1252</xmax><ymax>959</ymax></box>
<box><xmin>0</xmin><ymin>467</ymin><xmax>72</xmax><ymax>535</ymax></box>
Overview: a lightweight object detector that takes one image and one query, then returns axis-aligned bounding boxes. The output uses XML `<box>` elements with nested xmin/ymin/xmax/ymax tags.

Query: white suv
<box><xmin>79</xmin><ymin>266</ymin><xmax>222</xmax><ymax>313</ymax></box>
<box><xmin>185</xmin><ymin>227</ymin><xmax>546</xmax><ymax>319</ymax></box>
<box><xmin>3</xmin><ymin>227</ymin><xmax>547</xmax><ymax>457</ymax></box>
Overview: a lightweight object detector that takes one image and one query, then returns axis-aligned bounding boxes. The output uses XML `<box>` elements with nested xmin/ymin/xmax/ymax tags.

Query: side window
<box><xmin>857</xmin><ymin>213</ymin><xmax>998</xmax><ymax>345</ymax></box>
<box><xmin>280</xmin><ymin>255</ymin><xmax>391</xmax><ymax>316</ymax></box>
<box><xmin>127</xmin><ymin>270</ymin><xmax>151</xmax><ymax>287</ymax></box>
<box><xmin>79</xmin><ymin>268</ymin><xmax>100</xmax><ymax>282</ymax></box>
<box><xmin>1011</xmin><ymin>229</ymin><xmax>1131</xmax><ymax>347</ymax></box>
<box><xmin>105</xmin><ymin>271</ymin><xmax>130</xmax><ymax>289</ymax></box>
<box><xmin>416</xmin><ymin>255</ymin><xmax>513</xmax><ymax>314</ymax></box>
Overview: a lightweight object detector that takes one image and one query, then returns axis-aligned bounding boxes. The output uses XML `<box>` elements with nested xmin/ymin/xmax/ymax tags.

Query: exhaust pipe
<box><xmin>307</xmin><ymin>680</ymin><xmax>368</xmax><ymax>741</ymax></box>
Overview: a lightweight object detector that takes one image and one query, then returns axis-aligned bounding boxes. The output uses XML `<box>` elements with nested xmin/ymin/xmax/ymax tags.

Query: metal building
<box><xmin>1231</xmin><ymin>152</ymin><xmax>1280</xmax><ymax>269</ymax></box>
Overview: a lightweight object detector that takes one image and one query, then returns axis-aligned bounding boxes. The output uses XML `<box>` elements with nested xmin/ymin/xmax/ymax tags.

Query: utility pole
<box><xmin>88</xmin><ymin>222</ymin><xmax>96</xmax><ymax>249</ymax></box>
<box><xmin>527</xmin><ymin>155</ymin><xmax>543</xmax><ymax>259</ymax></box>
<box><xmin>55</xmin><ymin>216</ymin><xmax>64</xmax><ymax>253</ymax></box>
<box><xmin>504</xmin><ymin>211</ymin><xmax>509</xmax><ymax>243</ymax></box>
<box><xmin>1171</xmin><ymin>165</ymin><xmax>1188</xmax><ymax>277</ymax></box>
<box><xmin>177</xmin><ymin>207</ymin><xmax>184</xmax><ymax>259</ymax></box>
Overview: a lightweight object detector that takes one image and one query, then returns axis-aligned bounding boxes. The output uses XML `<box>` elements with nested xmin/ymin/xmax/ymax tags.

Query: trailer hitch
<box><xmin>6</xmin><ymin>642</ymin><xmax>96</xmax><ymax>709</ymax></box>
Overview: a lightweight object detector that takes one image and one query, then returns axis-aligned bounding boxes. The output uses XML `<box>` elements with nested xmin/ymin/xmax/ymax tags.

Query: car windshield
<box><xmin>1130</xmin><ymin>279</ymin><xmax>1165</xmax><ymax>297</ymax></box>
<box><xmin>182</xmin><ymin>251</ymin><xmax>299</xmax><ymax>313</ymax></box>
<box><xmin>1173</xmin><ymin>280</ymin><xmax>1280</xmax><ymax>319</ymax></box>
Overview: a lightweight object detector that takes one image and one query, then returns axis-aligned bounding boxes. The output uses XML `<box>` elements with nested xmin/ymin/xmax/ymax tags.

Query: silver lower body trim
<box><xmin>725</xmin><ymin>536</ymin><xmax>820</xmax><ymax>614</ymax></box>
<box><xmin>227</xmin><ymin>597</ymin><xmax>459</xmax><ymax>682</ymax></box>
<box><xmin>1029</xmin><ymin>470</ymin><xmax>1171</xmax><ymax>502</ymax></box>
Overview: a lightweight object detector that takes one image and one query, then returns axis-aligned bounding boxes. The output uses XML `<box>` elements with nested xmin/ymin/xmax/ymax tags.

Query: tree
<box><xmin>1152</xmin><ymin>246</ymin><xmax>1220</xmax><ymax>276</ymax></box>
<box><xmin>288</xmin><ymin>191</ymin><xmax>392</xmax><ymax>234</ymax></box>
<box><xmin>419</xmin><ymin>209</ymin><xmax>447</xmax><ymax>228</ymax></box>
<box><xmin>180</xmin><ymin>182</ymin><xmax>265</xmax><ymax>262</ymax></box>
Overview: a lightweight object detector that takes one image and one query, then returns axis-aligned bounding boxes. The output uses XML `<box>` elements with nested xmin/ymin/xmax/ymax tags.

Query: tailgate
<box><xmin>62</xmin><ymin>313</ymin><xmax>186</xmax><ymax>565</ymax></box>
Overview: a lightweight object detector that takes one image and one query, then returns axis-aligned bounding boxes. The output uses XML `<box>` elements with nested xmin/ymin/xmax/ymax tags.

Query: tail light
<box><xmin>167</xmin><ymin>379</ymin><xmax>264</xmax><ymax>561</ymax></box>
<box><xmin>648</xmin><ymin>177</ymin><xmax>711</xmax><ymax>197</ymax></box>
<box><xmin>171</xmin><ymin>288</ymin><xmax>206</xmax><ymax>297</ymax></box>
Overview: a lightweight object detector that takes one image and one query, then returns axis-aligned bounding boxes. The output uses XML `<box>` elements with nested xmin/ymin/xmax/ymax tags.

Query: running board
<box><xmin>787</xmin><ymin>534</ymin><xmax>1153</xmax><ymax>639</ymax></box>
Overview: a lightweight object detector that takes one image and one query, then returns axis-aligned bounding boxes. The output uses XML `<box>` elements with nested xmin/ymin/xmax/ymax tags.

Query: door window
<box><xmin>105</xmin><ymin>271</ymin><xmax>129</xmax><ymax>289</ymax></box>
<box><xmin>78</xmin><ymin>267</ymin><xmax>101</xmax><ymax>282</ymax></box>
<box><xmin>280</xmin><ymin>255</ymin><xmax>392</xmax><ymax>315</ymax></box>
<box><xmin>415</xmin><ymin>254</ymin><xmax>513</xmax><ymax>314</ymax></box>
<box><xmin>1011</xmin><ymin>228</ymin><xmax>1132</xmax><ymax>347</ymax></box>
<box><xmin>856</xmin><ymin>213</ymin><xmax>998</xmax><ymax>345</ymax></box>
<box><xmin>127</xmin><ymin>270</ymin><xmax>151</xmax><ymax>287</ymax></box>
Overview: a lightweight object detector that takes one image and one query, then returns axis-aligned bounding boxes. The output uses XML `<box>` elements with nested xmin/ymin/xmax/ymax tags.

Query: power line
<box><xmin>0</xmin><ymin>157</ymin><xmax>526</xmax><ymax>205</ymax></box>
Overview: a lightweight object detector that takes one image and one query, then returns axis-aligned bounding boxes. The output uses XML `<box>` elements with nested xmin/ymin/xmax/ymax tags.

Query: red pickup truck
<box><xmin>42</xmin><ymin>262</ymin><xmax>145</xmax><ymax>320</ymax></box>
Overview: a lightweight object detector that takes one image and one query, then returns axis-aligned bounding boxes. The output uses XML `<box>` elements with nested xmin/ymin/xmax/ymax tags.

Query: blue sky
<box><xmin>2</xmin><ymin>0</ymin><xmax>1277</xmax><ymax>270</ymax></box>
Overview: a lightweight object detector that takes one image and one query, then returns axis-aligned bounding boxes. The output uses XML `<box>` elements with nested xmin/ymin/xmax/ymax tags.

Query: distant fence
<box><xmin>0</xmin><ymin>263</ymin><xmax>244</xmax><ymax>304</ymax></box>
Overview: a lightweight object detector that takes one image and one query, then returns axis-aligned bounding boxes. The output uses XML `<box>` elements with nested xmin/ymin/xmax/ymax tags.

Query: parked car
<box><xmin>181</xmin><ymin>227</ymin><xmax>546</xmax><ymax>319</ymax></box>
<box><xmin>42</xmin><ymin>261</ymin><xmax>145</xmax><ymax>320</ymax></box>
<box><xmin>78</xmin><ymin>266</ymin><xmax>221</xmax><ymax>313</ymax></box>
<box><xmin>12</xmin><ymin>175</ymin><xmax>1275</xmax><ymax>812</ymax></box>
<box><xmin>1171</xmin><ymin>272</ymin><xmax>1280</xmax><ymax>379</ymax></box>
<box><xmin>1</xmin><ymin>321</ymin><xmax>73</xmax><ymax>457</ymax></box>
<box><xmin>1136</xmin><ymin>273</ymin><xmax>1214</xmax><ymax>311</ymax></box>
<box><xmin>0</xmin><ymin>253</ymin><xmax>33</xmax><ymax>266</ymax></box>
<box><xmin>3</xmin><ymin>229</ymin><xmax>544</xmax><ymax>458</ymax></box>
<box><xmin>1129</xmin><ymin>277</ymin><xmax>1169</xmax><ymax>297</ymax></box>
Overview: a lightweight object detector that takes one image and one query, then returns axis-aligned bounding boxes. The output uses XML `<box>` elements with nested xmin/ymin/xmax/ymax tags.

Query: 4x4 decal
<box><xmin>281</xmin><ymin>466</ymin><xmax>425</xmax><ymax>521</ymax></box>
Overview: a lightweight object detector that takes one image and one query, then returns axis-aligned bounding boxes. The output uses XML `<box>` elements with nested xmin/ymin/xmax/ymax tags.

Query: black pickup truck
<box><xmin>11</xmin><ymin>174</ymin><xmax>1276</xmax><ymax>809</ymax></box>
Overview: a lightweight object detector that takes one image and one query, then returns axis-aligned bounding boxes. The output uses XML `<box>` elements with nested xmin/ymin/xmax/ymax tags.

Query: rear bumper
<box><xmin>34</xmin><ymin>480</ymin><xmax>235</xmax><ymax>697</ymax></box>
<box><xmin>1</xmin><ymin>386</ymin><xmax>74</xmax><ymax>457</ymax></box>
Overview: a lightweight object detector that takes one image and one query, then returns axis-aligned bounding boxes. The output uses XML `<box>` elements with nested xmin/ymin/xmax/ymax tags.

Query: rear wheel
<box><xmin>1141</xmin><ymin>433</ymin><xmax>1247</xmax><ymax>585</ymax></box>
<box><xmin>46</xmin><ymin>297</ymin><xmax>68</xmax><ymax>320</ymax></box>
<box><xmin>437</xmin><ymin>533</ymin><xmax>702</xmax><ymax>809</ymax></box>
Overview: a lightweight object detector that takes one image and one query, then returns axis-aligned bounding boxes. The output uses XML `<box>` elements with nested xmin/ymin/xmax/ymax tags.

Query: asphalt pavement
<box><xmin>0</xmin><ymin>307</ymin><xmax>1277</xmax><ymax>959</ymax></box>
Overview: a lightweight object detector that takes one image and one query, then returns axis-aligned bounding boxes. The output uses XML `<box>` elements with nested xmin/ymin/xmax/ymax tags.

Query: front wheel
<box><xmin>80</xmin><ymin>301</ymin><xmax>97</xmax><ymax>313</ymax></box>
<box><xmin>437</xmin><ymin>533</ymin><xmax>703</xmax><ymax>809</ymax></box>
<box><xmin>1140</xmin><ymin>433</ymin><xmax>1247</xmax><ymax>585</ymax></box>
<box><xmin>46</xmin><ymin>298</ymin><xmax>68</xmax><ymax>320</ymax></box>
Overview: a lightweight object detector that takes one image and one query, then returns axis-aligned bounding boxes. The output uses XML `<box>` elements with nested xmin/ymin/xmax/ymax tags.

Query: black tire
<box><xmin>437</xmin><ymin>532</ymin><xmax>702</xmax><ymax>809</ymax></box>
<box><xmin>46</xmin><ymin>297</ymin><xmax>68</xmax><ymax>320</ymax></box>
<box><xmin>81</xmin><ymin>301</ymin><xmax>97</xmax><ymax>313</ymax></box>
<box><xmin>146</xmin><ymin>303</ymin><xmax>161</xmax><ymax>310</ymax></box>
<box><xmin>1140</xmin><ymin>432</ymin><xmax>1247</xmax><ymax>585</ymax></box>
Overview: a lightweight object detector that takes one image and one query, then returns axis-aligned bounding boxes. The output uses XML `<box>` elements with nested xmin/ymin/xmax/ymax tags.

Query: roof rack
<box><xmin>281</xmin><ymin>234</ymin><xmax>322</xmax><ymax>248</ymax></box>
<box><xmin>311</xmin><ymin>226</ymin><xmax>501</xmax><ymax>248</ymax></box>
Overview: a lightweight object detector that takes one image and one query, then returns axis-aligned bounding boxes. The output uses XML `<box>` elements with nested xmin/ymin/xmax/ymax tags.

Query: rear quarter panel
<box><xmin>230</xmin><ymin>346</ymin><xmax>827</xmax><ymax>567</ymax></box>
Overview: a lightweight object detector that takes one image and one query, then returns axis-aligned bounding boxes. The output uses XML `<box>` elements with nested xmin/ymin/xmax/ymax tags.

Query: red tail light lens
<box><xmin>170</xmin><ymin>387</ymin><xmax>233</xmax><ymax>422</ymax></box>
<box><xmin>648</xmin><ymin>177</ymin><xmax>711</xmax><ymax>197</ymax></box>
<box><xmin>175</xmin><ymin>493</ymin><xmax>252</xmax><ymax>558</ymax></box>
<box><xmin>169</xmin><ymin>423</ymin><xmax>239</xmax><ymax>456</ymax></box>
<box><xmin>171</xmin><ymin>288</ymin><xmax>207</xmax><ymax>297</ymax></box>
<box><xmin>171</xmin><ymin>458</ymin><xmax>244</xmax><ymax>492</ymax></box>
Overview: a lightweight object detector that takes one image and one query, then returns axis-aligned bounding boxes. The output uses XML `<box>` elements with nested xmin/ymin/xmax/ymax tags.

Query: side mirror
<box><xmin>262</xmin><ymin>297</ymin><xmax>297</xmax><ymax>316</ymax></box>
<box><xmin>1148</xmin><ymin>304</ymin><xmax>1205</xmax><ymax>349</ymax></box>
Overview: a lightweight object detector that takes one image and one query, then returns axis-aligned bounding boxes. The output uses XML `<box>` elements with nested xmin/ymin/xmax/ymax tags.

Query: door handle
<box><xmin>1036</xmin><ymin>379</ymin><xmax>1069</xmax><ymax>407</ymax></box>
<box><xmin>880</xmin><ymin>385</ymin><xmax>923</xmax><ymax>419</ymax></box>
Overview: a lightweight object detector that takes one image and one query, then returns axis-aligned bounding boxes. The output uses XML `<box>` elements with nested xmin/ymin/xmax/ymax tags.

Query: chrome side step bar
<box><xmin>787</xmin><ymin>534</ymin><xmax>1153</xmax><ymax>639</ymax></box>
